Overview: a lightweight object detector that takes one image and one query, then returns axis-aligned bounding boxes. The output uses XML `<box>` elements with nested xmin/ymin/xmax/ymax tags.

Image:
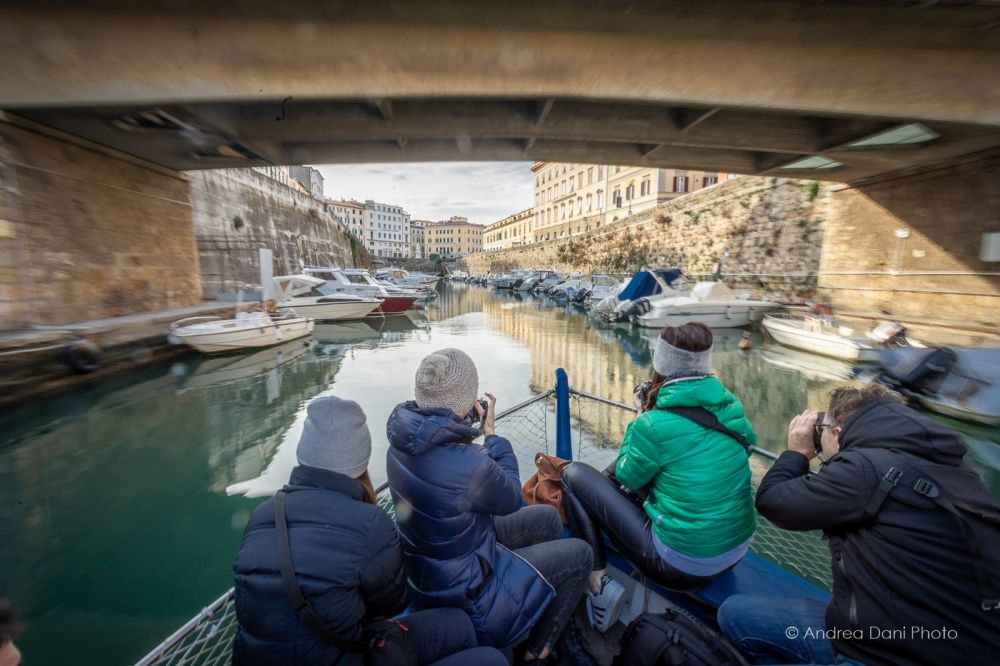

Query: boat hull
<box><xmin>170</xmin><ymin>318</ymin><xmax>314</xmax><ymax>353</ymax></box>
<box><xmin>637</xmin><ymin>303</ymin><xmax>776</xmax><ymax>329</ymax></box>
<box><xmin>280</xmin><ymin>299</ymin><xmax>381</xmax><ymax>321</ymax></box>
<box><xmin>762</xmin><ymin>317</ymin><xmax>863</xmax><ymax>361</ymax></box>
<box><xmin>375</xmin><ymin>295</ymin><xmax>417</xmax><ymax>314</ymax></box>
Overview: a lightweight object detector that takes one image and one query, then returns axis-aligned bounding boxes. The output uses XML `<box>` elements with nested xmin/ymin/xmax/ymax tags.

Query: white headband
<box><xmin>652</xmin><ymin>337</ymin><xmax>713</xmax><ymax>379</ymax></box>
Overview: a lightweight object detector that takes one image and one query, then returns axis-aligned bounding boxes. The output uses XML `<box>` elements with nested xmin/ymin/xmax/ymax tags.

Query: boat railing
<box><xmin>169</xmin><ymin>316</ymin><xmax>225</xmax><ymax>330</ymax></box>
<box><xmin>135</xmin><ymin>371</ymin><xmax>831</xmax><ymax>665</ymax></box>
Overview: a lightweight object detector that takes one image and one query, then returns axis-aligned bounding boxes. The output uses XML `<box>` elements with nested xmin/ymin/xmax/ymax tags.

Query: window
<box><xmin>613</xmin><ymin>188</ymin><xmax>622</xmax><ymax>208</ymax></box>
<box><xmin>626</xmin><ymin>183</ymin><xmax>635</xmax><ymax>201</ymax></box>
<box><xmin>597</xmin><ymin>190</ymin><xmax>604</xmax><ymax>209</ymax></box>
<box><xmin>588</xmin><ymin>167</ymin><xmax>594</xmax><ymax>185</ymax></box>
<box><xmin>673</xmin><ymin>175</ymin><xmax>688</xmax><ymax>193</ymax></box>
<box><xmin>586</xmin><ymin>194</ymin><xmax>592</xmax><ymax>211</ymax></box>
<box><xmin>641</xmin><ymin>177</ymin><xmax>651</xmax><ymax>196</ymax></box>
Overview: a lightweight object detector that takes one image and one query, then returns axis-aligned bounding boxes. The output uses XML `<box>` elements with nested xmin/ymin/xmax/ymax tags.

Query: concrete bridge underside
<box><xmin>2</xmin><ymin>0</ymin><xmax>1000</xmax><ymax>183</ymax></box>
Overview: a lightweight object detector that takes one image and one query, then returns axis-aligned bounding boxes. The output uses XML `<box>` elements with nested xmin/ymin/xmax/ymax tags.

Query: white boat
<box><xmin>578</xmin><ymin>274</ymin><xmax>623</xmax><ymax>307</ymax></box>
<box><xmin>272</xmin><ymin>275</ymin><xmax>383</xmax><ymax>321</ymax></box>
<box><xmin>303</xmin><ymin>267</ymin><xmax>418</xmax><ymax>313</ymax></box>
<box><xmin>168</xmin><ymin>311</ymin><xmax>314</xmax><ymax>354</ymax></box>
<box><xmin>634</xmin><ymin>281</ymin><xmax>778</xmax><ymax>328</ymax></box>
<box><xmin>762</xmin><ymin>312</ymin><xmax>881</xmax><ymax>362</ymax></box>
<box><xmin>375</xmin><ymin>267</ymin><xmax>439</xmax><ymax>289</ymax></box>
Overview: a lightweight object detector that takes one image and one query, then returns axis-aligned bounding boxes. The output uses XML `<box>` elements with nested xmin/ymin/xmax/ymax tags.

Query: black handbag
<box><xmin>274</xmin><ymin>490</ymin><xmax>416</xmax><ymax>666</ymax></box>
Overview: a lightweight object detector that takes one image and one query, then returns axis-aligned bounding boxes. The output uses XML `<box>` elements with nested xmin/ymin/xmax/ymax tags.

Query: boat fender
<box><xmin>275</xmin><ymin>326</ymin><xmax>284</xmax><ymax>342</ymax></box>
<box><xmin>809</xmin><ymin>302</ymin><xmax>833</xmax><ymax>316</ymax></box>
<box><xmin>62</xmin><ymin>340</ymin><xmax>102</xmax><ymax>373</ymax></box>
<box><xmin>725</xmin><ymin>305</ymin><xmax>734</xmax><ymax>320</ymax></box>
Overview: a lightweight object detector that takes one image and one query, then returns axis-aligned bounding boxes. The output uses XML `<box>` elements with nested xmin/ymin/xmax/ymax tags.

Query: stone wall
<box><xmin>0</xmin><ymin>119</ymin><xmax>199</xmax><ymax>330</ymax></box>
<box><xmin>818</xmin><ymin>149</ymin><xmax>1000</xmax><ymax>330</ymax></box>
<box><xmin>466</xmin><ymin>176</ymin><xmax>830</xmax><ymax>300</ymax></box>
<box><xmin>189</xmin><ymin>168</ymin><xmax>366</xmax><ymax>299</ymax></box>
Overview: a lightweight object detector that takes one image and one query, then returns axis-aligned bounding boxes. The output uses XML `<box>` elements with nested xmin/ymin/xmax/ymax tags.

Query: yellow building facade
<box><xmin>424</xmin><ymin>216</ymin><xmax>485</xmax><ymax>258</ymax></box>
<box><xmin>531</xmin><ymin>162</ymin><xmax>727</xmax><ymax>242</ymax></box>
<box><xmin>483</xmin><ymin>208</ymin><xmax>535</xmax><ymax>251</ymax></box>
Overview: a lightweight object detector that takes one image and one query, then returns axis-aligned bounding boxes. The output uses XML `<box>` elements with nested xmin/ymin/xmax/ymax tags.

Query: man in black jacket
<box><xmin>718</xmin><ymin>385</ymin><xmax>1000</xmax><ymax>666</ymax></box>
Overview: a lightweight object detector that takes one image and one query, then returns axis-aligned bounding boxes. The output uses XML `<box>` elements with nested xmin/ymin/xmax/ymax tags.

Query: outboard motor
<box><xmin>625</xmin><ymin>298</ymin><xmax>653</xmax><ymax>323</ymax></box>
<box><xmin>572</xmin><ymin>288</ymin><xmax>590</xmax><ymax>304</ymax></box>
<box><xmin>879</xmin><ymin>347</ymin><xmax>957</xmax><ymax>392</ymax></box>
<box><xmin>512</xmin><ymin>278</ymin><xmax>524</xmax><ymax>290</ymax></box>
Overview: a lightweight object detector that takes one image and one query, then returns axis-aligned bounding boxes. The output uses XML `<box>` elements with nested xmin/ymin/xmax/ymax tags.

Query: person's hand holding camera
<box><xmin>787</xmin><ymin>409</ymin><xmax>820</xmax><ymax>460</ymax></box>
<box><xmin>474</xmin><ymin>392</ymin><xmax>497</xmax><ymax>437</ymax></box>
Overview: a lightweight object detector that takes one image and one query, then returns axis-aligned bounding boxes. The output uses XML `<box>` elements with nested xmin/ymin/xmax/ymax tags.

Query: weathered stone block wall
<box><xmin>818</xmin><ymin>150</ymin><xmax>1000</xmax><ymax>329</ymax></box>
<box><xmin>189</xmin><ymin>169</ymin><xmax>365</xmax><ymax>299</ymax></box>
<box><xmin>0</xmin><ymin>120</ymin><xmax>199</xmax><ymax>330</ymax></box>
<box><xmin>466</xmin><ymin>176</ymin><xmax>830</xmax><ymax>300</ymax></box>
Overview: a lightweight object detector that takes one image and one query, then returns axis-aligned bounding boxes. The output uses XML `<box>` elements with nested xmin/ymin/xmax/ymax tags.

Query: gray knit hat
<box><xmin>415</xmin><ymin>348</ymin><xmax>479</xmax><ymax>417</ymax></box>
<box><xmin>296</xmin><ymin>396</ymin><xmax>372</xmax><ymax>478</ymax></box>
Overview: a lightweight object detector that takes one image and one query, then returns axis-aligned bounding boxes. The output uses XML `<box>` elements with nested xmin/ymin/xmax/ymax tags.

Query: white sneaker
<box><xmin>586</xmin><ymin>575</ymin><xmax>626</xmax><ymax>633</ymax></box>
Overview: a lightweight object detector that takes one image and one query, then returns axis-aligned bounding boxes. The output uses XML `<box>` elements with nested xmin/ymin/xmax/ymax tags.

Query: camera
<box><xmin>466</xmin><ymin>398</ymin><xmax>490</xmax><ymax>424</ymax></box>
<box><xmin>634</xmin><ymin>380</ymin><xmax>654</xmax><ymax>406</ymax></box>
<box><xmin>813</xmin><ymin>411</ymin><xmax>826</xmax><ymax>453</ymax></box>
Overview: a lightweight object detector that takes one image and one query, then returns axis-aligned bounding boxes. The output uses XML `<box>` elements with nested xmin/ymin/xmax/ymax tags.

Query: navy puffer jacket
<box><xmin>232</xmin><ymin>465</ymin><xmax>408</xmax><ymax>665</ymax></box>
<box><xmin>386</xmin><ymin>401</ymin><xmax>554</xmax><ymax>648</ymax></box>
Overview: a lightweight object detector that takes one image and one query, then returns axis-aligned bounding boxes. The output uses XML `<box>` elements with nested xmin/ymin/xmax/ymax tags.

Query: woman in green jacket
<box><xmin>562</xmin><ymin>323</ymin><xmax>756</xmax><ymax>633</ymax></box>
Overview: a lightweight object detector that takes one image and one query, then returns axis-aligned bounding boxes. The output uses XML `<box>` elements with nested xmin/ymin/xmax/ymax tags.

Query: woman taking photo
<box><xmin>233</xmin><ymin>395</ymin><xmax>505</xmax><ymax>666</ymax></box>
<box><xmin>387</xmin><ymin>348</ymin><xmax>593</xmax><ymax>665</ymax></box>
<box><xmin>562</xmin><ymin>323</ymin><xmax>757</xmax><ymax>633</ymax></box>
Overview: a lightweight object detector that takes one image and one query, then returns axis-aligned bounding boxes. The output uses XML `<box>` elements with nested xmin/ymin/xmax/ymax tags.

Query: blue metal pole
<box><xmin>555</xmin><ymin>368</ymin><xmax>572</xmax><ymax>460</ymax></box>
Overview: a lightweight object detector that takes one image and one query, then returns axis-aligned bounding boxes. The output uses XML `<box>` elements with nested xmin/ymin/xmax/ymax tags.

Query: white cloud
<box><xmin>313</xmin><ymin>161</ymin><xmax>534</xmax><ymax>223</ymax></box>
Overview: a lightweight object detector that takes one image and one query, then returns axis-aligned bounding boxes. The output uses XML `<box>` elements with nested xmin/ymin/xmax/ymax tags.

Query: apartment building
<box><xmin>327</xmin><ymin>199</ymin><xmax>365</xmax><ymax>239</ymax></box>
<box><xmin>531</xmin><ymin>162</ymin><xmax>726</xmax><ymax>242</ymax></box>
<box><xmin>364</xmin><ymin>200</ymin><xmax>410</xmax><ymax>258</ymax></box>
<box><xmin>289</xmin><ymin>166</ymin><xmax>325</xmax><ymax>199</ymax></box>
<box><xmin>424</xmin><ymin>216</ymin><xmax>484</xmax><ymax>259</ymax></box>
<box><xmin>483</xmin><ymin>208</ymin><xmax>535</xmax><ymax>251</ymax></box>
<box><xmin>409</xmin><ymin>220</ymin><xmax>429</xmax><ymax>259</ymax></box>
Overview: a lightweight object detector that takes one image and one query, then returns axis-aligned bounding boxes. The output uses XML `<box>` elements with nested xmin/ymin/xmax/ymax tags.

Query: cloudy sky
<box><xmin>313</xmin><ymin>162</ymin><xmax>533</xmax><ymax>224</ymax></box>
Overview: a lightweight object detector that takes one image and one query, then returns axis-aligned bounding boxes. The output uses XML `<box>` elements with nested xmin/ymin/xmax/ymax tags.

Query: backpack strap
<box><xmin>661</xmin><ymin>406</ymin><xmax>750</xmax><ymax>453</ymax></box>
<box><xmin>274</xmin><ymin>490</ymin><xmax>372</xmax><ymax>651</ymax></box>
<box><xmin>853</xmin><ymin>450</ymin><xmax>1000</xmax><ymax>611</ymax></box>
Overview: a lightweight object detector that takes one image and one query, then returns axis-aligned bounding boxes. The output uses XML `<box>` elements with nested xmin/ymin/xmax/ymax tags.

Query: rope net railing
<box><xmin>137</xmin><ymin>386</ymin><xmax>831</xmax><ymax>664</ymax></box>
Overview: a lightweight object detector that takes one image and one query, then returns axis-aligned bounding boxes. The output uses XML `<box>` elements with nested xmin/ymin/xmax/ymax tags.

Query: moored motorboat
<box><xmin>168</xmin><ymin>311</ymin><xmax>314</xmax><ymax>354</ymax></box>
<box><xmin>876</xmin><ymin>346</ymin><xmax>1000</xmax><ymax>426</ymax></box>
<box><xmin>594</xmin><ymin>268</ymin><xmax>684</xmax><ymax>321</ymax></box>
<box><xmin>272</xmin><ymin>275</ymin><xmax>383</xmax><ymax>321</ymax></box>
<box><xmin>761</xmin><ymin>312</ymin><xmax>902</xmax><ymax>362</ymax></box>
<box><xmin>634</xmin><ymin>281</ymin><xmax>778</xmax><ymax>329</ymax></box>
<box><xmin>304</xmin><ymin>267</ymin><xmax>418</xmax><ymax>313</ymax></box>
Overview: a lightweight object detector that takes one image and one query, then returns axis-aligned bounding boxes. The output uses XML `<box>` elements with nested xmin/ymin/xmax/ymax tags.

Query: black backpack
<box><xmin>613</xmin><ymin>607</ymin><xmax>748</xmax><ymax>666</ymax></box>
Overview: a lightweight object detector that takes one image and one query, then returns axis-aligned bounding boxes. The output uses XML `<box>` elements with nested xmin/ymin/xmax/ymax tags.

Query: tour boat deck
<box><xmin>137</xmin><ymin>374</ymin><xmax>830</xmax><ymax>665</ymax></box>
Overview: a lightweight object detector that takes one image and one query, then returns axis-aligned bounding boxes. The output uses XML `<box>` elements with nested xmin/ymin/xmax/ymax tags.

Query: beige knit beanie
<box><xmin>414</xmin><ymin>348</ymin><xmax>479</xmax><ymax>417</ymax></box>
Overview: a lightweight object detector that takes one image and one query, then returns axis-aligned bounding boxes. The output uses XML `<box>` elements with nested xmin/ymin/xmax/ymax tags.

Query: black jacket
<box><xmin>232</xmin><ymin>465</ymin><xmax>409</xmax><ymax>665</ymax></box>
<box><xmin>756</xmin><ymin>400</ymin><xmax>1000</xmax><ymax>666</ymax></box>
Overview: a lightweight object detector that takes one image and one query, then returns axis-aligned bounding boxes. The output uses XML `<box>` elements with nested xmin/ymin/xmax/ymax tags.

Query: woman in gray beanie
<box><xmin>387</xmin><ymin>349</ymin><xmax>593</xmax><ymax>665</ymax></box>
<box><xmin>233</xmin><ymin>395</ymin><xmax>507</xmax><ymax>666</ymax></box>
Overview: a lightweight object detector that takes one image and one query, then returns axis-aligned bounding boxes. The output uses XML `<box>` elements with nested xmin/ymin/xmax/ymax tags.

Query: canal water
<box><xmin>3</xmin><ymin>283</ymin><xmax>998</xmax><ymax>665</ymax></box>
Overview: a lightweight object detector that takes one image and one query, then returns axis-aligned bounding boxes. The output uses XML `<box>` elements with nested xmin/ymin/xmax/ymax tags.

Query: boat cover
<box><xmin>617</xmin><ymin>268</ymin><xmax>682</xmax><ymax>301</ymax></box>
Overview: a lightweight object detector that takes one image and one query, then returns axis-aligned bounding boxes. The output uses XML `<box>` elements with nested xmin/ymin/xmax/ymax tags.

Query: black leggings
<box><xmin>561</xmin><ymin>461</ymin><xmax>729</xmax><ymax>591</ymax></box>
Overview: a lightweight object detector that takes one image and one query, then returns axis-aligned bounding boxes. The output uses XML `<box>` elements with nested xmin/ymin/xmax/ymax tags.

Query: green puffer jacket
<box><xmin>614</xmin><ymin>375</ymin><xmax>756</xmax><ymax>558</ymax></box>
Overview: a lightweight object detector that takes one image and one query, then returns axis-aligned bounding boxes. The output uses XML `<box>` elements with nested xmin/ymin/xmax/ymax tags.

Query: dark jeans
<box><xmin>561</xmin><ymin>462</ymin><xmax>727</xmax><ymax>591</ymax></box>
<box><xmin>403</xmin><ymin>608</ymin><xmax>507</xmax><ymax>666</ymax></box>
<box><xmin>494</xmin><ymin>504</ymin><xmax>593</xmax><ymax>656</ymax></box>
<box><xmin>717</xmin><ymin>595</ymin><xmax>863</xmax><ymax>666</ymax></box>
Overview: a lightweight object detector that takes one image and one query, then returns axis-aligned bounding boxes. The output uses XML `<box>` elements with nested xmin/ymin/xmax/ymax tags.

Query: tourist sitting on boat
<box><xmin>718</xmin><ymin>385</ymin><xmax>1000</xmax><ymax>666</ymax></box>
<box><xmin>561</xmin><ymin>322</ymin><xmax>757</xmax><ymax>633</ymax></box>
<box><xmin>0</xmin><ymin>599</ymin><xmax>23</xmax><ymax>666</ymax></box>
<box><xmin>387</xmin><ymin>349</ymin><xmax>593</xmax><ymax>664</ymax></box>
<box><xmin>232</xmin><ymin>396</ymin><xmax>506</xmax><ymax>666</ymax></box>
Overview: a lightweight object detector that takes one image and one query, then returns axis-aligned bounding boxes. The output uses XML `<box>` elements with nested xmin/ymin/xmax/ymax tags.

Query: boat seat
<box><xmin>693</xmin><ymin>553</ymin><xmax>830</xmax><ymax>607</ymax></box>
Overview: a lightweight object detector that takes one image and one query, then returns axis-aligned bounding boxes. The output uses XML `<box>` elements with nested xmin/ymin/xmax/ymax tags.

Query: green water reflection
<box><xmin>1</xmin><ymin>283</ymin><xmax>997</xmax><ymax>665</ymax></box>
